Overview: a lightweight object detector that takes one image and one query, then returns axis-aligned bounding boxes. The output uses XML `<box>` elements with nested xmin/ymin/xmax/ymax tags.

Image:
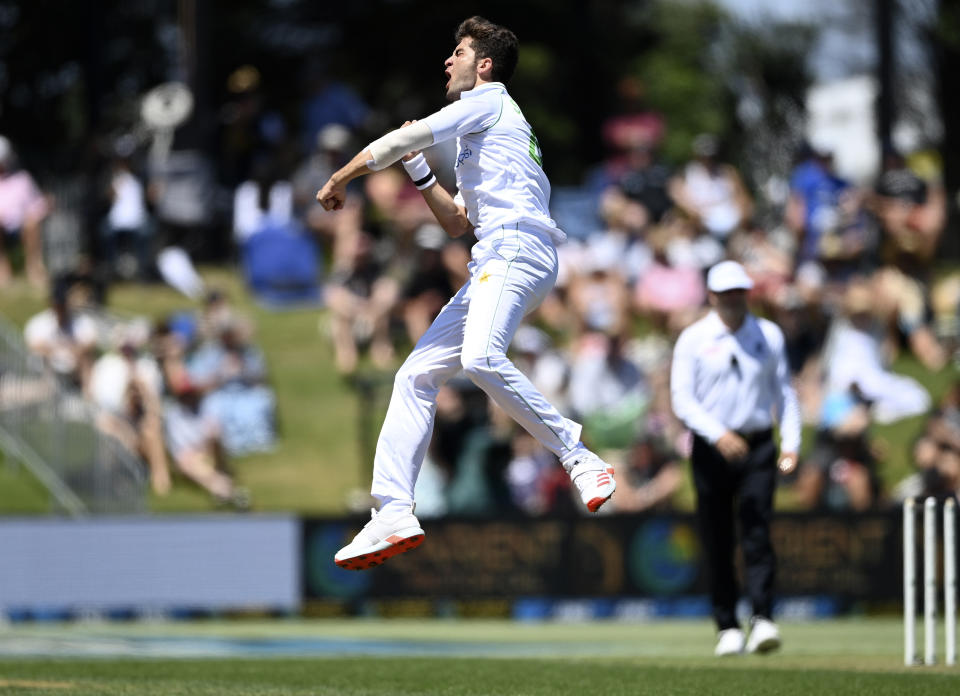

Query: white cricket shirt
<box><xmin>670</xmin><ymin>310</ymin><xmax>801</xmax><ymax>452</ymax></box>
<box><xmin>420</xmin><ymin>82</ymin><xmax>564</xmax><ymax>243</ymax></box>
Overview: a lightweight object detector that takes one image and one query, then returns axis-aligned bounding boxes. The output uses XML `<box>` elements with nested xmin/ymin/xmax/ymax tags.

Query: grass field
<box><xmin>0</xmin><ymin>618</ymin><xmax>957</xmax><ymax>695</ymax></box>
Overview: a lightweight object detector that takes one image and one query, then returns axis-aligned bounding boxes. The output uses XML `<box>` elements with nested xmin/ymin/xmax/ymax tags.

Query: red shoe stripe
<box><xmin>586</xmin><ymin>493</ymin><xmax>613</xmax><ymax>513</ymax></box>
<box><xmin>335</xmin><ymin>534</ymin><xmax>424</xmax><ymax>571</ymax></box>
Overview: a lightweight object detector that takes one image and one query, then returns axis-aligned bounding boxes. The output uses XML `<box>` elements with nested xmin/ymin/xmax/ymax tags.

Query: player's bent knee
<box><xmin>394</xmin><ymin>362</ymin><xmax>443</xmax><ymax>400</ymax></box>
<box><xmin>461</xmin><ymin>351</ymin><xmax>508</xmax><ymax>380</ymax></box>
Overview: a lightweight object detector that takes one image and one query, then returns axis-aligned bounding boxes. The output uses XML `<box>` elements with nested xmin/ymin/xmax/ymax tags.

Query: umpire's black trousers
<box><xmin>691</xmin><ymin>430</ymin><xmax>777</xmax><ymax>631</ymax></box>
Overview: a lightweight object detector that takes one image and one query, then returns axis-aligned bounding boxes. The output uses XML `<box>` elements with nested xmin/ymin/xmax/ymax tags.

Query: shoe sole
<box><xmin>335</xmin><ymin>531</ymin><xmax>425</xmax><ymax>571</ymax></box>
<box><xmin>585</xmin><ymin>469</ymin><xmax>617</xmax><ymax>513</ymax></box>
<box><xmin>748</xmin><ymin>637</ymin><xmax>781</xmax><ymax>654</ymax></box>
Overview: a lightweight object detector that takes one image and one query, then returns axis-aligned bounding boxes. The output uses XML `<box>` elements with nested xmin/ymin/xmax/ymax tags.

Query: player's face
<box><xmin>444</xmin><ymin>38</ymin><xmax>479</xmax><ymax>100</ymax></box>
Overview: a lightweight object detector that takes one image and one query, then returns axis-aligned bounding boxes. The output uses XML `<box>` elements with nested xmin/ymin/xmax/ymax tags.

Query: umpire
<box><xmin>670</xmin><ymin>261</ymin><xmax>801</xmax><ymax>656</ymax></box>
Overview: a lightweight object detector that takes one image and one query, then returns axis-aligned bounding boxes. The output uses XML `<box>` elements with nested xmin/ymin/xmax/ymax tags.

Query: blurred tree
<box><xmin>713</xmin><ymin>18</ymin><xmax>816</xmax><ymax>222</ymax></box>
<box><xmin>627</xmin><ymin>0</ymin><xmax>813</xmax><ymax>223</ymax></box>
<box><xmin>0</xmin><ymin>1</ymin><xmax>170</xmax><ymax>173</ymax></box>
<box><xmin>632</xmin><ymin>1</ymin><xmax>730</xmax><ymax>165</ymax></box>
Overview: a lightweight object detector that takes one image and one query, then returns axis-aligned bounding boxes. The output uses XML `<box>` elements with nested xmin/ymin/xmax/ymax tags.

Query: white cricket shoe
<box><xmin>334</xmin><ymin>504</ymin><xmax>425</xmax><ymax>571</ymax></box>
<box><xmin>562</xmin><ymin>449</ymin><xmax>617</xmax><ymax>512</ymax></box>
<box><xmin>715</xmin><ymin>628</ymin><xmax>746</xmax><ymax>656</ymax></box>
<box><xmin>745</xmin><ymin>617</ymin><xmax>781</xmax><ymax>654</ymax></box>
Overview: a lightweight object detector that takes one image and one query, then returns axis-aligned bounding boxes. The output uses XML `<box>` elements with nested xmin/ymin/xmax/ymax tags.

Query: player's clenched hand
<box><xmin>715</xmin><ymin>431</ymin><xmax>749</xmax><ymax>462</ymax></box>
<box><xmin>400</xmin><ymin>120</ymin><xmax>421</xmax><ymax>162</ymax></box>
<box><xmin>316</xmin><ymin>177</ymin><xmax>346</xmax><ymax>211</ymax></box>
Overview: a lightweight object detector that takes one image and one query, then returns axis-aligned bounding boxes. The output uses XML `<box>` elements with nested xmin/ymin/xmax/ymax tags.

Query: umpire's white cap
<box><xmin>707</xmin><ymin>260</ymin><xmax>754</xmax><ymax>293</ymax></box>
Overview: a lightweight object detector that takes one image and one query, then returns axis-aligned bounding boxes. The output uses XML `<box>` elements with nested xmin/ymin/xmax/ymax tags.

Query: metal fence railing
<box><xmin>0</xmin><ymin>315</ymin><xmax>148</xmax><ymax>516</ymax></box>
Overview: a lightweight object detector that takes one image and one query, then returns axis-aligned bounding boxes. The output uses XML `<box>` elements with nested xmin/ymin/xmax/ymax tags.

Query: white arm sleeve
<box><xmin>366</xmin><ymin>121</ymin><xmax>435</xmax><ymax>171</ymax></box>
<box><xmin>670</xmin><ymin>328</ymin><xmax>728</xmax><ymax>443</ymax></box>
<box><xmin>766</xmin><ymin>323</ymin><xmax>802</xmax><ymax>453</ymax></box>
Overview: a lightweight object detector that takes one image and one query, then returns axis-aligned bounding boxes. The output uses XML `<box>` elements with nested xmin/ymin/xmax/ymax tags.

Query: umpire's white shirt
<box><xmin>670</xmin><ymin>310</ymin><xmax>801</xmax><ymax>452</ymax></box>
<box><xmin>420</xmin><ymin>82</ymin><xmax>564</xmax><ymax>244</ymax></box>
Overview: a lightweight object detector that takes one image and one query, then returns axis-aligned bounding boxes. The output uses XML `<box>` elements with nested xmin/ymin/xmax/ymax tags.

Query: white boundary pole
<box><xmin>945</xmin><ymin>498</ymin><xmax>956</xmax><ymax>667</ymax></box>
<box><xmin>925</xmin><ymin>496</ymin><xmax>938</xmax><ymax>665</ymax></box>
<box><xmin>905</xmin><ymin>497</ymin><xmax>917</xmax><ymax>665</ymax></box>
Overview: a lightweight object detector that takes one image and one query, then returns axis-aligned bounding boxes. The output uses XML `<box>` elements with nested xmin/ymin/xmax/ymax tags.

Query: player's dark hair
<box><xmin>455</xmin><ymin>16</ymin><xmax>518</xmax><ymax>83</ymax></box>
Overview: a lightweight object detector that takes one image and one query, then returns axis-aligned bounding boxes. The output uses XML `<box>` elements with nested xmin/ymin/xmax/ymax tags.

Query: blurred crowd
<box><xmin>22</xmin><ymin>278</ymin><xmax>271</xmax><ymax>507</ymax></box>
<box><xmin>2</xmin><ymin>64</ymin><xmax>959</xmax><ymax>514</ymax></box>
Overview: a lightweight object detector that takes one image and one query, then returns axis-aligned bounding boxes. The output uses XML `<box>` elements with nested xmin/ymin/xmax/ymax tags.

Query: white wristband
<box><xmin>402</xmin><ymin>154</ymin><xmax>436</xmax><ymax>190</ymax></box>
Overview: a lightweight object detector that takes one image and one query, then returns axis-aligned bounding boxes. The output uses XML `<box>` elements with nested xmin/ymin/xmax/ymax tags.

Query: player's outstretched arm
<box><xmin>399</xmin><ymin>120</ymin><xmax>472</xmax><ymax>238</ymax></box>
<box><xmin>316</xmin><ymin>120</ymin><xmax>435</xmax><ymax>211</ymax></box>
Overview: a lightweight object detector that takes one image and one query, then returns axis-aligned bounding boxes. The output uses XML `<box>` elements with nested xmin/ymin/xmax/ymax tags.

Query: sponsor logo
<box><xmin>629</xmin><ymin>519</ymin><xmax>700</xmax><ymax>595</ymax></box>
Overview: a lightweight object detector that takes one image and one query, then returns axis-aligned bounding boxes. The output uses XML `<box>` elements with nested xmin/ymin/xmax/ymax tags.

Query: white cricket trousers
<box><xmin>370</xmin><ymin>225</ymin><xmax>583</xmax><ymax>505</ymax></box>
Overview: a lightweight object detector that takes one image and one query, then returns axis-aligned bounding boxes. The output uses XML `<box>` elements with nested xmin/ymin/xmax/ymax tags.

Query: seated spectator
<box><xmin>658</xmin><ymin>211</ymin><xmax>724</xmax><ymax>273</ymax></box>
<box><xmin>363</xmin><ymin>167</ymin><xmax>435</xmax><ymax>246</ymax></box>
<box><xmin>873</xmin><ymin>266</ymin><xmax>947</xmax><ymax>371</ymax></box>
<box><xmin>432</xmin><ymin>379</ymin><xmax>516</xmax><ymax>516</ymax></box>
<box><xmin>188</xmin><ymin>318</ymin><xmax>277</xmax><ymax>457</ymax></box>
<box><xmin>197</xmin><ymin>288</ymin><xmax>234</xmax><ymax>339</ymax></box>
<box><xmin>893</xmin><ymin>380</ymin><xmax>960</xmax><ymax>503</ymax></box>
<box><xmin>411</xmin><ymin>450</ymin><xmax>449</xmax><ymax>519</ymax></box>
<box><xmin>590</xmin><ymin>191</ymin><xmax>655</xmax><ymax>288</ymax></box>
<box><xmin>567</xmin><ymin>243</ymin><xmax>631</xmax><ymax>337</ymax></box>
<box><xmin>609</xmin><ymin>433</ymin><xmax>682</xmax><ymax>513</ymax></box>
<box><xmin>504</xmin><ymin>428</ymin><xmax>563</xmax><ymax>516</ymax></box>
<box><xmin>668</xmin><ymin>134</ymin><xmax>752</xmax><ymax>242</ymax></box>
<box><xmin>821</xmin><ymin>280</ymin><xmax>930</xmax><ymax>424</ymax></box>
<box><xmin>567</xmin><ymin>331</ymin><xmax>648</xmax><ymax>451</ymax></box>
<box><xmin>785</xmin><ymin>146</ymin><xmax>873</xmax><ymax>281</ymax></box>
<box><xmin>90</xmin><ymin>320</ymin><xmax>171</xmax><ymax>495</ymax></box>
<box><xmin>401</xmin><ymin>224</ymin><xmax>459</xmax><ymax>345</ymax></box>
<box><xmin>535</xmin><ymin>239</ymin><xmax>581</xmax><ymax>335</ymax></box>
<box><xmin>24</xmin><ymin>279</ymin><xmax>99</xmax><ymax>391</ymax></box>
<box><xmin>598</xmin><ymin>143</ymin><xmax>673</xmax><ymax>226</ymax></box>
<box><xmin>324</xmin><ymin>229</ymin><xmax>399</xmax><ymax>373</ymax></box>
<box><xmin>768</xmin><ymin>285</ymin><xmax>828</xmax><ymax>424</ymax></box>
<box><xmin>930</xmin><ymin>271</ymin><xmax>960</xmax><ymax>365</ymax></box>
<box><xmin>163</xmin><ymin>379</ymin><xmax>249</xmax><ymax>508</ymax></box>
<box><xmin>794</xmin><ymin>391</ymin><xmax>879</xmax><ymax>511</ymax></box>
<box><xmin>871</xmin><ymin>148</ymin><xmax>946</xmax><ymax>279</ymax></box>
<box><xmin>232</xmin><ymin>160</ymin><xmax>294</xmax><ymax>245</ymax></box>
<box><xmin>0</xmin><ymin>135</ymin><xmax>49</xmax><ymax>287</ymax></box>
<box><xmin>727</xmin><ymin>221</ymin><xmax>794</xmax><ymax>305</ymax></box>
<box><xmin>633</xmin><ymin>224</ymin><xmax>706</xmax><ymax>336</ymax></box>
<box><xmin>147</xmin><ymin>149</ymin><xmax>216</xmax><ymax>261</ymax></box>
<box><xmin>291</xmin><ymin>123</ymin><xmax>351</xmax><ymax>233</ymax></box>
